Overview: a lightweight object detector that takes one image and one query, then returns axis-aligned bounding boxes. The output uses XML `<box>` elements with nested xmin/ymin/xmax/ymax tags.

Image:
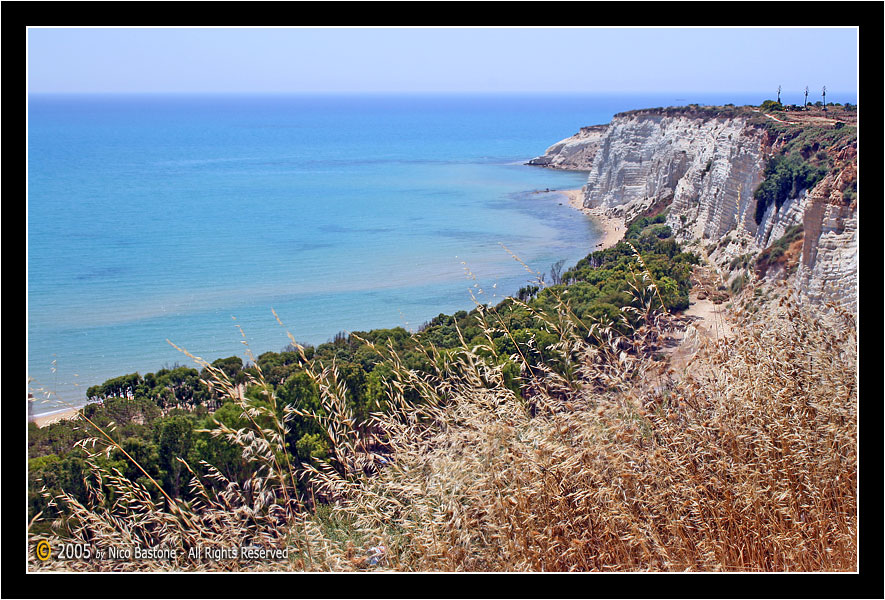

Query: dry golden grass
<box><xmin>304</xmin><ymin>291</ymin><xmax>856</xmax><ymax>572</ymax></box>
<box><xmin>28</xmin><ymin>266</ymin><xmax>857</xmax><ymax>572</ymax></box>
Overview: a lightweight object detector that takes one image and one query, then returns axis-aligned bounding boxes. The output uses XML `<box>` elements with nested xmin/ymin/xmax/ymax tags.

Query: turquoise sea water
<box><xmin>27</xmin><ymin>92</ymin><xmax>783</xmax><ymax>413</ymax></box>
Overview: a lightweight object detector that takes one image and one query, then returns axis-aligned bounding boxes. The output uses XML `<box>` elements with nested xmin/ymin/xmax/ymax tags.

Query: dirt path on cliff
<box><xmin>751</xmin><ymin>109</ymin><xmax>788</xmax><ymax>124</ymax></box>
<box><xmin>750</xmin><ymin>108</ymin><xmax>848</xmax><ymax>127</ymax></box>
<box><xmin>663</xmin><ymin>269</ymin><xmax>734</xmax><ymax>374</ymax></box>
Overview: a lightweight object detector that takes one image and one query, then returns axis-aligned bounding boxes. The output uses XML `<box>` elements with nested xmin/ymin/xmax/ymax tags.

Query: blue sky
<box><xmin>28</xmin><ymin>27</ymin><xmax>858</xmax><ymax>96</ymax></box>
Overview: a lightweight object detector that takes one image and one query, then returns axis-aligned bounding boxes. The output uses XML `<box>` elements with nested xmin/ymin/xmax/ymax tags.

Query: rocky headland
<box><xmin>529</xmin><ymin>104</ymin><xmax>858</xmax><ymax>313</ymax></box>
<box><xmin>526</xmin><ymin>124</ymin><xmax>608</xmax><ymax>171</ymax></box>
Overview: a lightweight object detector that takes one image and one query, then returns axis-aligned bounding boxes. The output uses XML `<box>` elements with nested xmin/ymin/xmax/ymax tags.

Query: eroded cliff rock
<box><xmin>581</xmin><ymin>111</ymin><xmax>767</xmax><ymax>240</ymax></box>
<box><xmin>796</xmin><ymin>167</ymin><xmax>858</xmax><ymax>314</ymax></box>
<box><xmin>534</xmin><ymin>106</ymin><xmax>858</xmax><ymax>312</ymax></box>
<box><xmin>526</xmin><ymin>125</ymin><xmax>607</xmax><ymax>170</ymax></box>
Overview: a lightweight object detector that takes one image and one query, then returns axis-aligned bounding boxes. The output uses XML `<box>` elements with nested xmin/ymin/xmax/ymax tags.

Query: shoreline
<box><xmin>29</xmin><ymin>189</ymin><xmax>623</xmax><ymax>428</ymax></box>
<box><xmin>31</xmin><ymin>406</ymin><xmax>83</xmax><ymax>428</ymax></box>
<box><xmin>542</xmin><ymin>188</ymin><xmax>625</xmax><ymax>250</ymax></box>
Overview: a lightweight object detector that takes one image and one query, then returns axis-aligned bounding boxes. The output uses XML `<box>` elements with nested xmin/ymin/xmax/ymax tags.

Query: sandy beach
<box><xmin>31</xmin><ymin>406</ymin><xmax>82</xmax><ymax>428</ymax></box>
<box><xmin>546</xmin><ymin>189</ymin><xmax>625</xmax><ymax>250</ymax></box>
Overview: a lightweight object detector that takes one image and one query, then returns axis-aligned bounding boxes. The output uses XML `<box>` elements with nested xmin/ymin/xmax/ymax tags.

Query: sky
<box><xmin>27</xmin><ymin>27</ymin><xmax>858</xmax><ymax>96</ymax></box>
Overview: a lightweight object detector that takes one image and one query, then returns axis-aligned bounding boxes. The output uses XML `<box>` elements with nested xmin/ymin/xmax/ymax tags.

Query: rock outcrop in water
<box><xmin>534</xmin><ymin>105</ymin><xmax>858</xmax><ymax>312</ymax></box>
<box><xmin>526</xmin><ymin>125</ymin><xmax>607</xmax><ymax>171</ymax></box>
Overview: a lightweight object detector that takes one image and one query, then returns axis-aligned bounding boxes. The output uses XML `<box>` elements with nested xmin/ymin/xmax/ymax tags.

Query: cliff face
<box><xmin>540</xmin><ymin>107</ymin><xmax>858</xmax><ymax>312</ymax></box>
<box><xmin>582</xmin><ymin>112</ymin><xmax>767</xmax><ymax>240</ymax></box>
<box><xmin>795</xmin><ymin>150</ymin><xmax>858</xmax><ymax>313</ymax></box>
<box><xmin>526</xmin><ymin>125</ymin><xmax>607</xmax><ymax>170</ymax></box>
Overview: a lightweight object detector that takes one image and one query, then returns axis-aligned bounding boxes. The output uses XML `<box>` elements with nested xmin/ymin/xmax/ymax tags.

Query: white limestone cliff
<box><xmin>526</xmin><ymin>125</ymin><xmax>607</xmax><ymax>171</ymax></box>
<box><xmin>533</xmin><ymin>107</ymin><xmax>858</xmax><ymax>312</ymax></box>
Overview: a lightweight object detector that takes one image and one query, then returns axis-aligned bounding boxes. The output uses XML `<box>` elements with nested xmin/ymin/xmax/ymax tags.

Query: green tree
<box><xmin>157</xmin><ymin>415</ymin><xmax>195</xmax><ymax>498</ymax></box>
<box><xmin>28</xmin><ymin>452</ymin><xmax>89</xmax><ymax>523</ymax></box>
<box><xmin>277</xmin><ymin>373</ymin><xmax>329</xmax><ymax>464</ymax></box>
<box><xmin>113</xmin><ymin>437</ymin><xmax>162</xmax><ymax>492</ymax></box>
<box><xmin>191</xmin><ymin>401</ymin><xmax>252</xmax><ymax>482</ymax></box>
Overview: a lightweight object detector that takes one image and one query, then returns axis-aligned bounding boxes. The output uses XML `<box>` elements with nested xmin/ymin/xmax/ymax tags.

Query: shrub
<box><xmin>760</xmin><ymin>99</ymin><xmax>784</xmax><ymax>112</ymax></box>
<box><xmin>754</xmin><ymin>154</ymin><xmax>827</xmax><ymax>224</ymax></box>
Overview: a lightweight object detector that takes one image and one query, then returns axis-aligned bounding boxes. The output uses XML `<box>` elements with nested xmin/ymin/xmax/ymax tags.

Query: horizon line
<box><xmin>26</xmin><ymin>90</ymin><xmax>858</xmax><ymax>97</ymax></box>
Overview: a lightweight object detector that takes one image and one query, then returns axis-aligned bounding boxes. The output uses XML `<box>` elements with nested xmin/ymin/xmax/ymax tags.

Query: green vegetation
<box><xmin>753</xmin><ymin>153</ymin><xmax>828</xmax><ymax>224</ymax></box>
<box><xmin>729</xmin><ymin>272</ymin><xmax>748</xmax><ymax>295</ymax></box>
<box><xmin>842</xmin><ymin>181</ymin><xmax>857</xmax><ymax>204</ymax></box>
<box><xmin>728</xmin><ymin>252</ymin><xmax>755</xmax><ymax>272</ymax></box>
<box><xmin>752</xmin><ymin>119</ymin><xmax>856</xmax><ymax>225</ymax></box>
<box><xmin>29</xmin><ymin>222</ymin><xmax>698</xmax><ymax>532</ymax></box>
<box><xmin>755</xmin><ymin>225</ymin><xmax>804</xmax><ymax>278</ymax></box>
<box><xmin>623</xmin><ymin>211</ymin><xmax>670</xmax><ymax>241</ymax></box>
<box><xmin>615</xmin><ymin>104</ymin><xmax>755</xmax><ymax>121</ymax></box>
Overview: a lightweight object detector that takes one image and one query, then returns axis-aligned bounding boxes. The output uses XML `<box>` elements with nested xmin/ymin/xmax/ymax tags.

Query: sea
<box><xmin>27</xmin><ymin>92</ymin><xmax>787</xmax><ymax>415</ymax></box>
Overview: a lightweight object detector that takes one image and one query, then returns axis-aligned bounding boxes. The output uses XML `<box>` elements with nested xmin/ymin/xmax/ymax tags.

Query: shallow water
<box><xmin>27</xmin><ymin>92</ymin><xmax>771</xmax><ymax>412</ymax></box>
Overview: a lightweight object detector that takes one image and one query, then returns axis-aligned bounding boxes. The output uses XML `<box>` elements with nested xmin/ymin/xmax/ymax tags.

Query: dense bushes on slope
<box><xmin>29</xmin><ymin>226</ymin><xmax>697</xmax><ymax>526</ymax></box>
